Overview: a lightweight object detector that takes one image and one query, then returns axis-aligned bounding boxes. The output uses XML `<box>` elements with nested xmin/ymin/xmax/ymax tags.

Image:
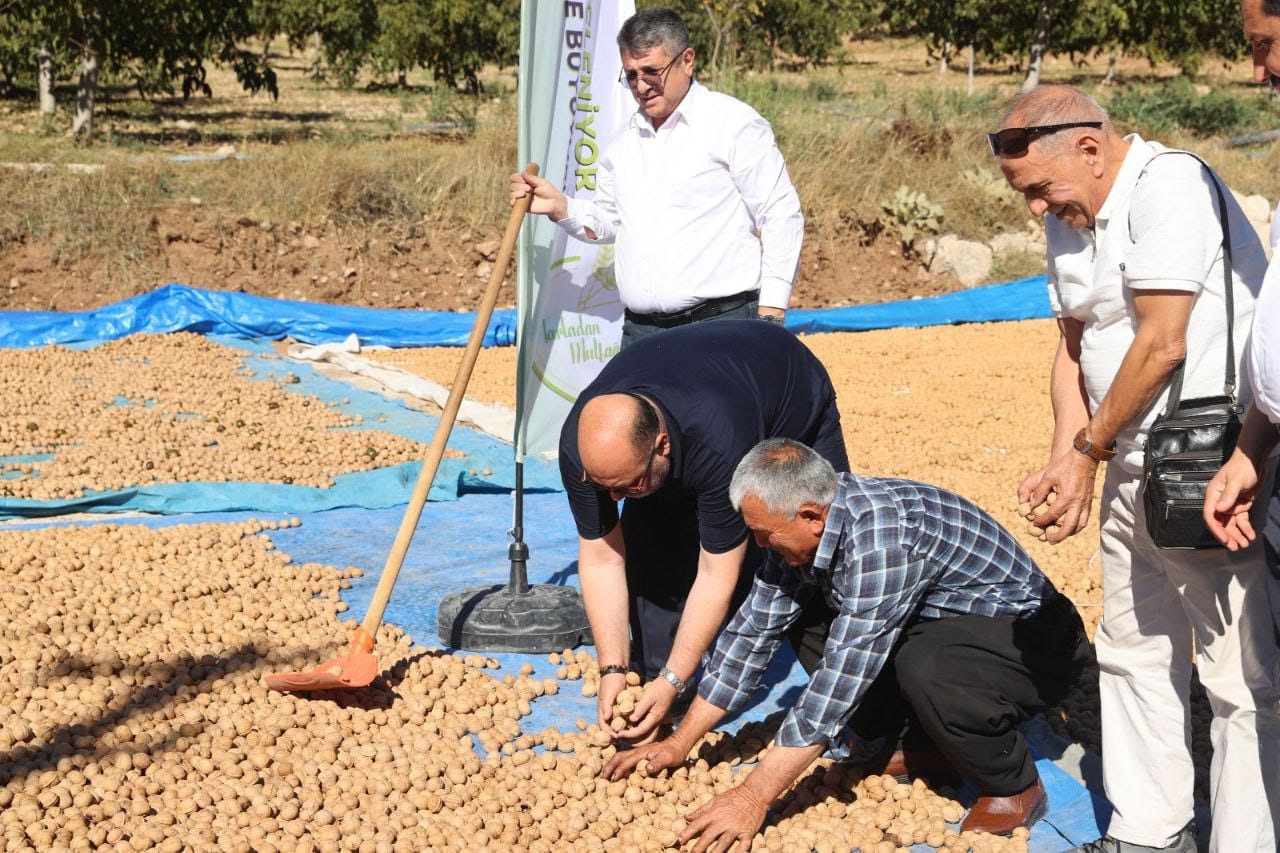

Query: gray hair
<box><xmin>617</xmin><ymin>8</ymin><xmax>690</xmax><ymax>58</ymax></box>
<box><xmin>1266</xmin><ymin>0</ymin><xmax>1280</xmax><ymax>15</ymax></box>
<box><xmin>1000</xmin><ymin>85</ymin><xmax>1111</xmax><ymax>155</ymax></box>
<box><xmin>730</xmin><ymin>438</ymin><xmax>838</xmax><ymax>518</ymax></box>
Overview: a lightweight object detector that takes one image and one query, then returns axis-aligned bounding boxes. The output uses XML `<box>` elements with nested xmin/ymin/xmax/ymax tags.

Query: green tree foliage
<box><xmin>253</xmin><ymin>0</ymin><xmax>516</xmax><ymax>92</ymax></box>
<box><xmin>890</xmin><ymin>0</ymin><xmax>1245</xmax><ymax>81</ymax></box>
<box><xmin>251</xmin><ymin>0</ymin><xmax>379</xmax><ymax>86</ymax></box>
<box><xmin>0</xmin><ymin>0</ymin><xmax>273</xmax><ymax>133</ymax></box>
<box><xmin>638</xmin><ymin>0</ymin><xmax>876</xmax><ymax>72</ymax></box>
<box><xmin>373</xmin><ymin>0</ymin><xmax>518</xmax><ymax>92</ymax></box>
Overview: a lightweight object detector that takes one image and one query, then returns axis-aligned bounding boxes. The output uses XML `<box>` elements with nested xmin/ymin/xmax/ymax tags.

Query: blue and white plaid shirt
<box><xmin>699</xmin><ymin>473</ymin><xmax>1054</xmax><ymax>748</ymax></box>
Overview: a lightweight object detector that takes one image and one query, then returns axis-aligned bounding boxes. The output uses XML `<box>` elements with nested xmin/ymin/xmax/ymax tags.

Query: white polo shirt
<box><xmin>1250</xmin><ymin>259</ymin><xmax>1280</xmax><ymax>428</ymax></box>
<box><xmin>1046</xmin><ymin>135</ymin><xmax>1267</xmax><ymax>475</ymax></box>
<box><xmin>558</xmin><ymin>81</ymin><xmax>803</xmax><ymax>314</ymax></box>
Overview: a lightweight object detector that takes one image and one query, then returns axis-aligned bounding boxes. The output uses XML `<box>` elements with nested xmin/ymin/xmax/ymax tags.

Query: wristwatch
<box><xmin>758</xmin><ymin>313</ymin><xmax>785</xmax><ymax>326</ymax></box>
<box><xmin>658</xmin><ymin>666</ymin><xmax>688</xmax><ymax>695</ymax></box>
<box><xmin>1072</xmin><ymin>427</ymin><xmax>1117</xmax><ymax>462</ymax></box>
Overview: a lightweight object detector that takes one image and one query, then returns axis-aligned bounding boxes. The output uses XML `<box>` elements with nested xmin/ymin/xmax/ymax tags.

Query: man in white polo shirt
<box><xmin>1205</xmin><ymin>0</ymin><xmax>1280</xmax><ymax>571</ymax></box>
<box><xmin>508</xmin><ymin>7</ymin><xmax>803</xmax><ymax>346</ymax></box>
<box><xmin>994</xmin><ymin>84</ymin><xmax>1280</xmax><ymax>852</ymax></box>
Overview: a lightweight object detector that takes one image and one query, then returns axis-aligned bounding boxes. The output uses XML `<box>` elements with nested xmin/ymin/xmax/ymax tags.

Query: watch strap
<box><xmin>658</xmin><ymin>666</ymin><xmax>687</xmax><ymax>694</ymax></box>
<box><xmin>1073</xmin><ymin>427</ymin><xmax>1117</xmax><ymax>462</ymax></box>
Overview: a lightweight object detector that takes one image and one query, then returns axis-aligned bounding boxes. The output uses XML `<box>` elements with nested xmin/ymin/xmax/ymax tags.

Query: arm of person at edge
<box><xmin>616</xmin><ymin>540</ymin><xmax>748</xmax><ymax>742</ymax></box>
<box><xmin>1021</xmin><ymin>290</ymin><xmax>1194</xmax><ymax>543</ymax></box>
<box><xmin>729</xmin><ymin>116</ymin><xmax>802</xmax><ymax>323</ymax></box>
<box><xmin>605</xmin><ymin>693</ymin><xmax>823</xmax><ymax>853</ymax></box>
<box><xmin>575</xmin><ymin>524</ymin><xmax>633</xmax><ymax>737</ymax></box>
<box><xmin>1205</xmin><ymin>401</ymin><xmax>1280</xmax><ymax>549</ymax></box>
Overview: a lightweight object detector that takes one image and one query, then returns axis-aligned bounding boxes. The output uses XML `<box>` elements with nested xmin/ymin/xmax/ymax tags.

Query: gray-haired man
<box><xmin>994</xmin><ymin>83</ymin><xmax>1280</xmax><ymax>852</ymax></box>
<box><xmin>508</xmin><ymin>7</ymin><xmax>803</xmax><ymax>346</ymax></box>
<box><xmin>604</xmin><ymin>438</ymin><xmax>1090</xmax><ymax>847</ymax></box>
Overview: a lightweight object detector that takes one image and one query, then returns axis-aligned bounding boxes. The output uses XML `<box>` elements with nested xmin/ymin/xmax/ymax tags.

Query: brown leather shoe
<box><xmin>960</xmin><ymin>776</ymin><xmax>1047</xmax><ymax>835</ymax></box>
<box><xmin>870</xmin><ymin>749</ymin><xmax>962</xmax><ymax>785</ymax></box>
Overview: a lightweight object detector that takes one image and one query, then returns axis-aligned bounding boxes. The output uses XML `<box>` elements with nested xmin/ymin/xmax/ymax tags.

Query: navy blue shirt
<box><xmin>559</xmin><ymin>320</ymin><xmax>847</xmax><ymax>554</ymax></box>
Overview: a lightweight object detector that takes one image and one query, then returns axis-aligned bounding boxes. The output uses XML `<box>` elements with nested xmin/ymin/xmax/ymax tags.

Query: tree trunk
<box><xmin>71</xmin><ymin>49</ymin><xmax>99</xmax><ymax>136</ymax></box>
<box><xmin>1021</xmin><ymin>0</ymin><xmax>1057</xmax><ymax>92</ymax></box>
<box><xmin>939</xmin><ymin>41</ymin><xmax>951</xmax><ymax>74</ymax></box>
<box><xmin>1102</xmin><ymin>47</ymin><xmax>1117</xmax><ymax>85</ymax></box>
<box><xmin>967</xmin><ymin>44</ymin><xmax>975</xmax><ymax>96</ymax></box>
<box><xmin>310</xmin><ymin>30</ymin><xmax>324</xmax><ymax>77</ymax></box>
<box><xmin>37</xmin><ymin>47</ymin><xmax>55</xmax><ymax>114</ymax></box>
<box><xmin>397</xmin><ymin>69</ymin><xmax>408</xmax><ymax>88</ymax></box>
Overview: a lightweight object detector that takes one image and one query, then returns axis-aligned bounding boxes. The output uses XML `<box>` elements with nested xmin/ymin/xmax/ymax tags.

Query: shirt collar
<box><xmin>629</xmin><ymin>79</ymin><xmax>703</xmax><ymax>132</ymax></box>
<box><xmin>811</xmin><ymin>475</ymin><xmax>852</xmax><ymax>572</ymax></box>
<box><xmin>1095</xmin><ymin>133</ymin><xmax>1151</xmax><ymax>224</ymax></box>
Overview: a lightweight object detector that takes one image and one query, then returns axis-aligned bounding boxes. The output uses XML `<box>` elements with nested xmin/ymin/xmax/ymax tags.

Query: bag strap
<box><xmin>1133</xmin><ymin>150</ymin><xmax>1235</xmax><ymax>417</ymax></box>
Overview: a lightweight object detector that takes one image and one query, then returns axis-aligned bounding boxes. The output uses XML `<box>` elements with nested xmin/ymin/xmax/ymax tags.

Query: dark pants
<box><xmin>620</xmin><ymin>295</ymin><xmax>759</xmax><ymax>349</ymax></box>
<box><xmin>849</xmin><ymin>593</ymin><xmax>1092</xmax><ymax>796</ymax></box>
<box><xmin>621</xmin><ymin>394</ymin><xmax>850</xmax><ymax>682</ymax></box>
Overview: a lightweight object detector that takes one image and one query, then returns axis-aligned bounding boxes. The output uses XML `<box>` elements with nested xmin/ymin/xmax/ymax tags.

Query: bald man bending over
<box><xmin>559</xmin><ymin>320</ymin><xmax>848</xmax><ymax>742</ymax></box>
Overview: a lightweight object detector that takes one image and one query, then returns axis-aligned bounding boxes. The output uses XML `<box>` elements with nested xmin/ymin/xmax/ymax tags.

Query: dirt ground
<box><xmin>0</xmin><ymin>207</ymin><xmax>958</xmax><ymax>314</ymax></box>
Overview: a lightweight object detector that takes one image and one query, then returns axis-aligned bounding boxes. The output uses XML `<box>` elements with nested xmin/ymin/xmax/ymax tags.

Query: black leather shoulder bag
<box><xmin>1140</xmin><ymin>151</ymin><xmax>1245</xmax><ymax>549</ymax></box>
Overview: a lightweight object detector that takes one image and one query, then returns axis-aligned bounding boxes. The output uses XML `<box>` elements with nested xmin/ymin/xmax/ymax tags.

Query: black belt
<box><xmin>624</xmin><ymin>290</ymin><xmax>756</xmax><ymax>329</ymax></box>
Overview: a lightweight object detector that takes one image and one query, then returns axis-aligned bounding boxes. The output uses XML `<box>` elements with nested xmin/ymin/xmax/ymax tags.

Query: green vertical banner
<box><xmin>516</xmin><ymin>0</ymin><xmax>634</xmax><ymax>461</ymax></box>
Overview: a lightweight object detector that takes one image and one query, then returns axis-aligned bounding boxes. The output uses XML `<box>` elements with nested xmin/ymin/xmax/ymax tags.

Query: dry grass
<box><xmin>0</xmin><ymin>37</ymin><xmax>1278</xmax><ymax>284</ymax></box>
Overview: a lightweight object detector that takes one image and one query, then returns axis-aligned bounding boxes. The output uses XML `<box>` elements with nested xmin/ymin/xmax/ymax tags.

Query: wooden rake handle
<box><xmin>355</xmin><ymin>162</ymin><xmax>540</xmax><ymax>646</ymax></box>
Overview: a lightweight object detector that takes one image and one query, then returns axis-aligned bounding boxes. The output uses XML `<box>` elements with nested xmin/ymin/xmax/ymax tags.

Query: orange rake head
<box><xmin>263</xmin><ymin>627</ymin><xmax>378</xmax><ymax>692</ymax></box>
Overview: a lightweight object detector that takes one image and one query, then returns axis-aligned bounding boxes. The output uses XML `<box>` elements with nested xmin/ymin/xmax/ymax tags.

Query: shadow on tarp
<box><xmin>0</xmin><ymin>278</ymin><xmax>1051</xmax><ymax>350</ymax></box>
<box><xmin>3</xmin><ymin>492</ymin><xmax>1105</xmax><ymax>850</ymax></box>
<box><xmin>0</xmin><ymin>335</ymin><xmax>559</xmax><ymax>520</ymax></box>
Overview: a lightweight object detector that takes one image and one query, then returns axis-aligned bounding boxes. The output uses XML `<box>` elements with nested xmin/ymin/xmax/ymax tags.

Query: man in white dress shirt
<box><xmin>994</xmin><ymin>84</ymin><xmax>1280</xmax><ymax>853</ymax></box>
<box><xmin>1205</xmin><ymin>0</ymin><xmax>1280</xmax><ymax>574</ymax></box>
<box><xmin>509</xmin><ymin>7</ymin><xmax>803</xmax><ymax>347</ymax></box>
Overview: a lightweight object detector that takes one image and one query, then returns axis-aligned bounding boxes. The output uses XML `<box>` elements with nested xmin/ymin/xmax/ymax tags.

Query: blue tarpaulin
<box><xmin>0</xmin><ymin>278</ymin><xmax>1052</xmax><ymax>350</ymax></box>
<box><xmin>0</xmin><ymin>337</ymin><xmax>560</xmax><ymax>519</ymax></box>
<box><xmin>0</xmin><ymin>284</ymin><xmax>520</xmax><ymax>349</ymax></box>
<box><xmin>788</xmin><ymin>275</ymin><xmax>1052</xmax><ymax>334</ymax></box>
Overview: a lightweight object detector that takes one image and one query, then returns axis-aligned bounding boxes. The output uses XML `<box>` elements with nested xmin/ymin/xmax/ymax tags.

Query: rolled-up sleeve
<box><xmin>728</xmin><ymin>116</ymin><xmax>802</xmax><ymax>310</ymax></box>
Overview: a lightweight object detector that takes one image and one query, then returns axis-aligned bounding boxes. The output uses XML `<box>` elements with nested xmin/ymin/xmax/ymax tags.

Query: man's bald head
<box><xmin>1000</xmin><ymin>85</ymin><xmax>1112</xmax><ymax>155</ymax></box>
<box><xmin>578</xmin><ymin>393</ymin><xmax>668</xmax><ymax>498</ymax></box>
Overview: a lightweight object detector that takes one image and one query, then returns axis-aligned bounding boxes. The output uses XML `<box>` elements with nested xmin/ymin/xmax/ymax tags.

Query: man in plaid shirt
<box><xmin>605</xmin><ymin>438</ymin><xmax>1091</xmax><ymax>845</ymax></box>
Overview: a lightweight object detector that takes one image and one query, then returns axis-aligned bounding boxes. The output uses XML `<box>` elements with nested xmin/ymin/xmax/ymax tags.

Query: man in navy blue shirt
<box><xmin>559</xmin><ymin>320</ymin><xmax>848</xmax><ymax>741</ymax></box>
<box><xmin>606</xmin><ymin>439</ymin><xmax>1091</xmax><ymax>843</ymax></box>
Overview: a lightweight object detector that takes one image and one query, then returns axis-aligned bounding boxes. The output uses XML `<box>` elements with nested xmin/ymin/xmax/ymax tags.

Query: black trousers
<box><xmin>849</xmin><ymin>593</ymin><xmax>1093</xmax><ymax>796</ymax></box>
<box><xmin>621</xmin><ymin>397</ymin><xmax>850</xmax><ymax>682</ymax></box>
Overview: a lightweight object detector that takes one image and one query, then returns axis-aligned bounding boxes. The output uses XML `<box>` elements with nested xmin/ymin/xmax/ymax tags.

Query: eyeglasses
<box><xmin>618</xmin><ymin>53</ymin><xmax>683</xmax><ymax>89</ymax></box>
<box><xmin>986</xmin><ymin>122</ymin><xmax>1103</xmax><ymax>157</ymax></box>
<box><xmin>584</xmin><ymin>442</ymin><xmax>657</xmax><ymax>496</ymax></box>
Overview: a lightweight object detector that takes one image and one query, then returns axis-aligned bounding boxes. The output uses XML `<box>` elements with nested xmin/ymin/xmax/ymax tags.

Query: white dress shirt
<box><xmin>557</xmin><ymin>81</ymin><xmax>803</xmax><ymax>314</ymax></box>
<box><xmin>1045</xmin><ymin>135</ymin><xmax>1266</xmax><ymax>475</ymax></box>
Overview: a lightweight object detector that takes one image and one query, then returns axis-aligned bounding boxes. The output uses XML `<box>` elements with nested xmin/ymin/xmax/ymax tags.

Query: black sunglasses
<box><xmin>986</xmin><ymin>121</ymin><xmax>1103</xmax><ymax>157</ymax></box>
